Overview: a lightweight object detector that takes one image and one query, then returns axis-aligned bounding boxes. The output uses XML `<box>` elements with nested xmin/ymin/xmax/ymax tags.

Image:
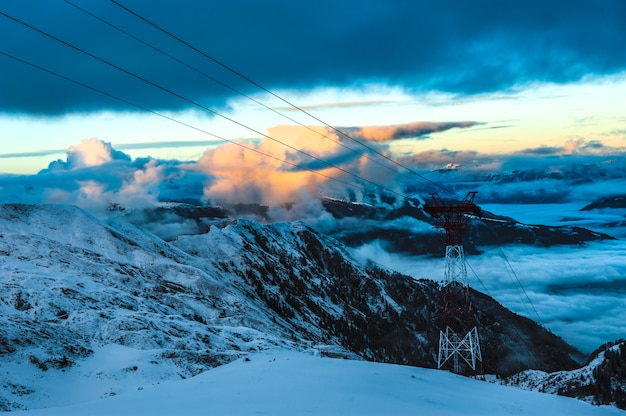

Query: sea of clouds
<box><xmin>351</xmin><ymin>203</ymin><xmax>626</xmax><ymax>354</ymax></box>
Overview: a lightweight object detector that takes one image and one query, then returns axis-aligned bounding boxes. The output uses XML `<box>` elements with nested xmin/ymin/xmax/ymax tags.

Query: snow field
<box><xmin>4</xmin><ymin>349</ymin><xmax>623</xmax><ymax>416</ymax></box>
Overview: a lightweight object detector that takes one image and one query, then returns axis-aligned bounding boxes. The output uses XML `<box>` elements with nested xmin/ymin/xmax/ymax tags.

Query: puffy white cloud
<box><xmin>0</xmin><ymin>138</ymin><xmax>193</xmax><ymax>215</ymax></box>
<box><xmin>46</xmin><ymin>138</ymin><xmax>131</xmax><ymax>171</ymax></box>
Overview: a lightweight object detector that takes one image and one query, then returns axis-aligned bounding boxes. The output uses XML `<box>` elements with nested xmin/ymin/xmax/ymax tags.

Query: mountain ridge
<box><xmin>0</xmin><ymin>203</ymin><xmax>617</xmax><ymax>411</ymax></box>
<box><xmin>117</xmin><ymin>197</ymin><xmax>617</xmax><ymax>254</ymax></box>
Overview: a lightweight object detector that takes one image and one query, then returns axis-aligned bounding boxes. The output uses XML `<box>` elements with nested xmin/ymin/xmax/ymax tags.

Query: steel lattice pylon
<box><xmin>424</xmin><ymin>192</ymin><xmax>482</xmax><ymax>375</ymax></box>
<box><xmin>438</xmin><ymin>326</ymin><xmax>481</xmax><ymax>374</ymax></box>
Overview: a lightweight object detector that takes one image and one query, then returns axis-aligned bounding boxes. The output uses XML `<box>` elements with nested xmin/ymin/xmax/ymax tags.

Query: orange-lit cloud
<box><xmin>563</xmin><ymin>138</ymin><xmax>585</xmax><ymax>154</ymax></box>
<box><xmin>192</xmin><ymin>122</ymin><xmax>481</xmax><ymax>206</ymax></box>
<box><xmin>118</xmin><ymin>160</ymin><xmax>164</xmax><ymax>205</ymax></box>
<box><xmin>193</xmin><ymin>131</ymin><xmax>341</xmax><ymax>206</ymax></box>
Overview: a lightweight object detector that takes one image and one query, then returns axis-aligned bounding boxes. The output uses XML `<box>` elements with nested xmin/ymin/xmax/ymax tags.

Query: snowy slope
<box><xmin>0</xmin><ymin>204</ymin><xmax>297</xmax><ymax>410</ymax></box>
<box><xmin>0</xmin><ymin>203</ymin><xmax>612</xmax><ymax>411</ymax></box>
<box><xmin>502</xmin><ymin>341</ymin><xmax>626</xmax><ymax>407</ymax></box>
<box><xmin>2</xmin><ymin>349</ymin><xmax>622</xmax><ymax>416</ymax></box>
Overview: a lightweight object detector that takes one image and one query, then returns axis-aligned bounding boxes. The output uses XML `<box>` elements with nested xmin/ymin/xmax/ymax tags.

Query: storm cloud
<box><xmin>1</xmin><ymin>1</ymin><xmax>625</xmax><ymax>115</ymax></box>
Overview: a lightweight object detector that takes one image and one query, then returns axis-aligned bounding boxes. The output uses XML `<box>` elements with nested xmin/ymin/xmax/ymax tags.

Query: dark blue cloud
<box><xmin>0</xmin><ymin>149</ymin><xmax>66</xmax><ymax>159</ymax></box>
<box><xmin>0</xmin><ymin>0</ymin><xmax>625</xmax><ymax>116</ymax></box>
<box><xmin>518</xmin><ymin>146</ymin><xmax>563</xmax><ymax>156</ymax></box>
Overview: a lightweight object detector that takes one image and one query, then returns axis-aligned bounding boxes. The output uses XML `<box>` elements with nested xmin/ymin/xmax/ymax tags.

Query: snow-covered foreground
<box><xmin>4</xmin><ymin>350</ymin><xmax>622</xmax><ymax>416</ymax></box>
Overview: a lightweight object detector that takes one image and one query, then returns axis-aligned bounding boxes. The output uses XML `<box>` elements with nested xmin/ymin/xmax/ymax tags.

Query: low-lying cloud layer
<box><xmin>1</xmin><ymin>1</ymin><xmax>625</xmax><ymax>115</ymax></box>
<box><xmin>350</xmin><ymin>209</ymin><xmax>626</xmax><ymax>354</ymax></box>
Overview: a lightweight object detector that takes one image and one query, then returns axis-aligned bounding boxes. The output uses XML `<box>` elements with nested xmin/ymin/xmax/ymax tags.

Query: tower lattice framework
<box><xmin>424</xmin><ymin>192</ymin><xmax>482</xmax><ymax>374</ymax></box>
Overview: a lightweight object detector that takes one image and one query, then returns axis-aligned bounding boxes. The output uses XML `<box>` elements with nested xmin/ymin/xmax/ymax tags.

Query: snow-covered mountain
<box><xmin>502</xmin><ymin>340</ymin><xmax>626</xmax><ymax>408</ymax></box>
<box><xmin>428</xmin><ymin>161</ymin><xmax>626</xmax><ymax>205</ymax></box>
<box><xmin>0</xmin><ymin>203</ymin><xmax>619</xmax><ymax>411</ymax></box>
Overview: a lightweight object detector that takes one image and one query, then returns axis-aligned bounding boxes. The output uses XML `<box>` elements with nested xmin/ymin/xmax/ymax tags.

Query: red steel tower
<box><xmin>424</xmin><ymin>192</ymin><xmax>482</xmax><ymax>374</ymax></box>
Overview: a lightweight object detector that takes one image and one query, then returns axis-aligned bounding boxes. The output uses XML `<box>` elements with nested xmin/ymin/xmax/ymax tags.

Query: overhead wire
<box><xmin>112</xmin><ymin>0</ymin><xmax>544</xmax><ymax>324</ymax></box>
<box><xmin>1</xmin><ymin>4</ymin><xmax>543</xmax><ymax>326</ymax></box>
<box><xmin>0</xmin><ymin>7</ymin><xmax>406</xmax><ymax>200</ymax></box>
<box><xmin>495</xmin><ymin>245</ymin><xmax>544</xmax><ymax>326</ymax></box>
<box><xmin>0</xmin><ymin>49</ymin><xmax>364</xmax><ymax>194</ymax></box>
<box><xmin>463</xmin><ymin>211</ymin><xmax>545</xmax><ymax>325</ymax></box>
<box><xmin>107</xmin><ymin>8</ymin><xmax>538</xmax><ymax>317</ymax></box>
<box><xmin>464</xmin><ymin>211</ymin><xmax>544</xmax><ymax>325</ymax></box>
<box><xmin>64</xmin><ymin>0</ymin><xmax>422</xmax><ymax>190</ymax></box>
<box><xmin>110</xmin><ymin>0</ymin><xmax>457</xmax><ymax>198</ymax></box>
<box><xmin>465</xmin><ymin>259</ymin><xmax>492</xmax><ymax>298</ymax></box>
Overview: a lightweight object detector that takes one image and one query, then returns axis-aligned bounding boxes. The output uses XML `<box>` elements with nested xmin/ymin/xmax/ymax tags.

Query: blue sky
<box><xmin>0</xmin><ymin>0</ymin><xmax>625</xmax><ymax>207</ymax></box>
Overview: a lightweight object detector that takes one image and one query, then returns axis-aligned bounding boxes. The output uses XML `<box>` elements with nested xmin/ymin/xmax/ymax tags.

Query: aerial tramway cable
<box><xmin>112</xmin><ymin>0</ymin><xmax>544</xmax><ymax>325</ymax></box>
<box><xmin>0</xmin><ymin>50</ymin><xmax>364</xmax><ymax>195</ymax></box>
<box><xmin>0</xmin><ymin>4</ymin><xmax>544</xmax><ymax>327</ymax></box>
<box><xmin>0</xmin><ymin>8</ymin><xmax>407</xmax><ymax>201</ymax></box>
<box><xmin>109</xmin><ymin>0</ymin><xmax>457</xmax><ymax>198</ymax></box>
<box><xmin>65</xmin><ymin>0</ymin><xmax>423</xmax><ymax>191</ymax></box>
